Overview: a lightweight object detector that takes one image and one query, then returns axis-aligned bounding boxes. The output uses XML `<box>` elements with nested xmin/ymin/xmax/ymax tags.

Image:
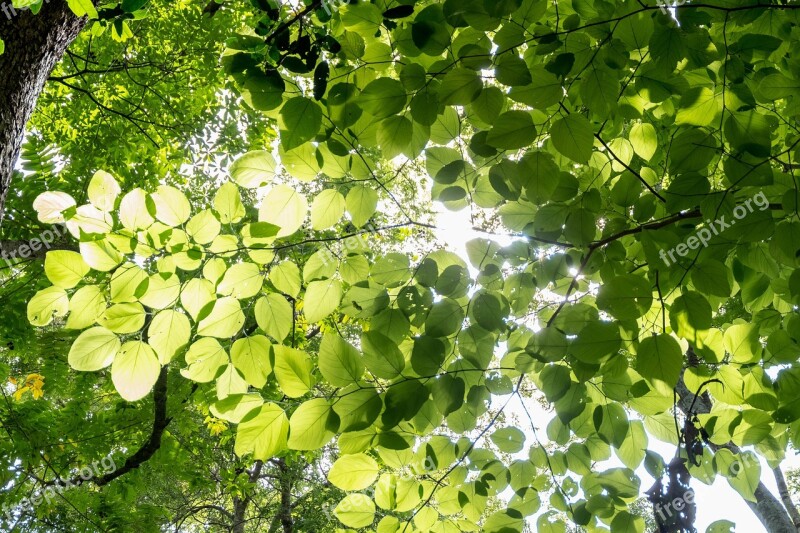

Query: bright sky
<box><xmin>434</xmin><ymin>206</ymin><xmax>796</xmax><ymax>532</ymax></box>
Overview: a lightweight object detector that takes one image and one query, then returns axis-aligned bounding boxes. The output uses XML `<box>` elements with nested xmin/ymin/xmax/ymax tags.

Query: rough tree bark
<box><xmin>0</xmin><ymin>1</ymin><xmax>87</xmax><ymax>224</ymax></box>
<box><xmin>676</xmin><ymin>358</ymin><xmax>799</xmax><ymax>533</ymax></box>
<box><xmin>276</xmin><ymin>458</ymin><xmax>294</xmax><ymax>533</ymax></box>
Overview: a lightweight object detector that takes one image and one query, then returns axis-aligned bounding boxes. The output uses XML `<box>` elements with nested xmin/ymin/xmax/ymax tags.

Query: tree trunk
<box><xmin>276</xmin><ymin>459</ymin><xmax>294</xmax><ymax>533</ymax></box>
<box><xmin>676</xmin><ymin>362</ymin><xmax>797</xmax><ymax>533</ymax></box>
<box><xmin>232</xmin><ymin>496</ymin><xmax>247</xmax><ymax>533</ymax></box>
<box><xmin>0</xmin><ymin>1</ymin><xmax>86</xmax><ymax>224</ymax></box>
<box><xmin>231</xmin><ymin>460</ymin><xmax>264</xmax><ymax>533</ymax></box>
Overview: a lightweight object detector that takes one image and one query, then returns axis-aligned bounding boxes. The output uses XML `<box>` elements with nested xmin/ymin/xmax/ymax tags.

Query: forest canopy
<box><xmin>2</xmin><ymin>0</ymin><xmax>800</xmax><ymax>532</ymax></box>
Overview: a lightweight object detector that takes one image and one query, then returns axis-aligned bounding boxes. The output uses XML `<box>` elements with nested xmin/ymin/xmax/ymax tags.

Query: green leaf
<box><xmin>241</xmin><ymin>71</ymin><xmax>285</xmax><ymax>111</ymax></box>
<box><xmin>33</xmin><ymin>190</ymin><xmax>75</xmax><ymax>224</ymax></box>
<box><xmin>334</xmin><ymin>388</ymin><xmax>382</xmax><ymax>432</ymax></box>
<box><xmin>491</xmin><ymin>427</ymin><xmax>526</xmax><ymax>453</ymax></box>
<box><xmin>570</xmin><ymin>321</ymin><xmax>621</xmax><ymax>364</ymax></box>
<box><xmin>724</xmin><ymin>323</ymin><xmax>761</xmax><ymax>364</ymax></box>
<box><xmin>259</xmin><ymin>185</ymin><xmax>307</xmax><ymax>238</ymax></box>
<box><xmin>724</xmin><ymin>111</ymin><xmax>771</xmax><ymax>157</ymax></box>
<box><xmin>425</xmin><ymin>298</ymin><xmax>464</xmax><ymax>337</ymax></box>
<box><xmin>304</xmin><ymin>279</ymin><xmax>342</xmax><ymax>323</ymax></box>
<box><xmin>149</xmin><ymin>309</ymin><xmax>192</xmax><ymax>364</ymax></box>
<box><xmin>121</xmin><ymin>0</ymin><xmax>147</xmax><ymax>12</ymax></box>
<box><xmin>217</xmin><ymin>262</ymin><xmax>264</xmax><ymax>300</ymax></box>
<box><xmin>255</xmin><ymin>294</ymin><xmax>293</xmax><ymax>343</ymax></box>
<box><xmin>346</xmin><ymin>185</ymin><xmax>378</xmax><ymax>228</ymax></box>
<box><xmin>87</xmin><ymin>170</ymin><xmax>121</xmax><ymax>211</ymax></box>
<box><xmin>231</xmin><ymin>335</ymin><xmax>272</xmax><ymax>388</ymax></box>
<box><xmin>371</xmin><ymin>253</ymin><xmax>411</xmax><ymax>288</ymax></box>
<box><xmin>269</xmin><ymin>261</ymin><xmax>301</xmax><ymax>298</ymax></box>
<box><xmin>180</xmin><ymin>279</ymin><xmax>215</xmax><ymax>321</ymax></box>
<box><xmin>377</xmin><ymin>116</ymin><xmax>413</xmax><ymax>158</ymax></box>
<box><xmin>439</xmin><ymin>67</ymin><xmax>483</xmax><ymax>105</ymax></box>
<box><xmin>230</xmin><ymin>151</ymin><xmax>279</xmax><ymax>188</ymax></box>
<box><xmin>616</xmin><ymin>420</ymin><xmax>648</xmax><ymax>469</ymax></box>
<box><xmin>359</xmin><ymin>78</ymin><xmax>407</xmax><ymax>119</ymax></box>
<box><xmin>319</xmin><ymin>333</ymin><xmax>364</xmax><ymax>387</ymax></box>
<box><xmin>341</xmin><ymin>2</ymin><xmax>383</xmax><ymax>34</ymax></box>
<box><xmin>670</xmin><ymin>291</ymin><xmax>712</xmax><ymax>341</ymax></box>
<box><xmin>676</xmin><ymin>87</ymin><xmax>720</xmax><ymax>126</ymax></box>
<box><xmin>509</xmin><ymin>66</ymin><xmax>562</xmax><ymax>109</ymax></box>
<box><xmin>66</xmin><ymin>285</ymin><xmax>106</xmax><ymax>330</ymax></box>
<box><xmin>628</xmin><ymin>123</ymin><xmax>657</xmax><ymax>160</ymax></box>
<box><xmin>213</xmin><ymin>182</ymin><xmax>246</xmax><ymax>224</ymax></box>
<box><xmin>288</xmin><ymin>398</ymin><xmax>337</xmax><ymax>450</ymax></box>
<box><xmin>610</xmin><ymin>512</ymin><xmax>645</xmax><ymax>533</ymax></box>
<box><xmin>152</xmin><ymin>185</ymin><xmax>191</xmax><ymax>227</ymax></box>
<box><xmin>361</xmin><ymin>330</ymin><xmax>405</xmax><ymax>379</ymax></box>
<box><xmin>235</xmin><ymin>403</ymin><xmax>289</xmax><ymax>460</ymax></box>
<box><xmin>715</xmin><ymin>449</ymin><xmax>760</xmax><ymax>502</ymax></box>
<box><xmin>80</xmin><ymin>240</ymin><xmax>123</xmax><ymax>272</ymax></box>
<box><xmin>28</xmin><ymin>287</ymin><xmax>69</xmax><ymax>326</ymax></box>
<box><xmin>66</xmin><ymin>0</ymin><xmax>98</xmax><ymax>18</ymax></box>
<box><xmin>280</xmin><ymin>97</ymin><xmax>323</xmax><ymax>150</ymax></box>
<box><xmin>311</xmin><ymin>189</ymin><xmax>346</xmax><ymax>230</ymax></box>
<box><xmin>274</xmin><ymin>346</ymin><xmax>314</xmax><ymax>398</ymax></box>
<box><xmin>217</xmin><ymin>364</ymin><xmax>249</xmax><ymax>399</ymax></box>
<box><xmin>181</xmin><ymin>338</ymin><xmax>228</xmax><ymax>383</ymax></box>
<box><xmin>139</xmin><ymin>273</ymin><xmax>181</xmax><ymax>310</ymax></box>
<box><xmin>197</xmin><ymin>298</ymin><xmax>245</xmax><ymax>339</ymax></box>
<box><xmin>68</xmin><ymin>327</ymin><xmax>120</xmax><ymax>371</ymax></box>
<box><xmin>757</xmin><ymin>73</ymin><xmax>800</xmax><ymax>100</ymax></box>
<box><xmin>280</xmin><ymin>144</ymin><xmax>320</xmax><ymax>181</ymax></box>
<box><xmin>111</xmin><ymin>341</ymin><xmax>161</xmax><ymax>401</ymax></box>
<box><xmin>706</xmin><ymin>520</ymin><xmax>735</xmax><ymax>533</ymax></box>
<box><xmin>328</xmin><ymin>453</ymin><xmax>380</xmax><ymax>491</ymax></box>
<box><xmin>110</xmin><ymin>262</ymin><xmax>148</xmax><ymax>304</ymax></box>
<box><xmin>334</xmin><ymin>493</ymin><xmax>375</xmax><ymax>528</ymax></box>
<box><xmin>119</xmin><ymin>188</ymin><xmax>154</xmax><ymax>230</ymax></box>
<box><xmin>550</xmin><ymin>115</ymin><xmax>594</xmax><ymax>163</ymax></box>
<box><xmin>210</xmin><ymin>393</ymin><xmax>263</xmax><ymax>423</ymax></box>
<box><xmin>382</xmin><ymin>380</ymin><xmax>428</xmax><ymax>427</ymax></box>
<box><xmin>691</xmin><ymin>259</ymin><xmax>732</xmax><ymax>298</ymax></box>
<box><xmin>98</xmin><ymin>303</ymin><xmax>146</xmax><ymax>334</ymax></box>
<box><xmin>580</xmin><ymin>67</ymin><xmax>618</xmax><ymax>117</ymax></box>
<box><xmin>636</xmin><ymin>334</ymin><xmax>683</xmax><ymax>388</ymax></box>
<box><xmin>486</xmin><ymin>111</ymin><xmax>537</xmax><ymax>150</ymax></box>
<box><xmin>596</xmin><ymin>274</ymin><xmax>653</xmax><ymax>321</ymax></box>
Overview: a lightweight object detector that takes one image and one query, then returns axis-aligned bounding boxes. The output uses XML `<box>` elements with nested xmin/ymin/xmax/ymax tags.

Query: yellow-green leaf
<box><xmin>111</xmin><ymin>341</ymin><xmax>161</xmax><ymax>401</ymax></box>
<box><xmin>68</xmin><ymin>326</ymin><xmax>120</xmax><ymax>371</ymax></box>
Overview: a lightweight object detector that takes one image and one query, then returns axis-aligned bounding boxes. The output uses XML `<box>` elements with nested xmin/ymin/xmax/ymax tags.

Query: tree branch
<box><xmin>773</xmin><ymin>466</ymin><xmax>800</xmax><ymax>530</ymax></box>
<box><xmin>44</xmin><ymin>366</ymin><xmax>172</xmax><ymax>490</ymax></box>
<box><xmin>96</xmin><ymin>365</ymin><xmax>171</xmax><ymax>485</ymax></box>
<box><xmin>265</xmin><ymin>0</ymin><xmax>323</xmax><ymax>45</ymax></box>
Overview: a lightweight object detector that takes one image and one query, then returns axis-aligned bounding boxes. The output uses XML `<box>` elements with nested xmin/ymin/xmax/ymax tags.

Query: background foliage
<box><xmin>3</xmin><ymin>0</ymin><xmax>800</xmax><ymax>532</ymax></box>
